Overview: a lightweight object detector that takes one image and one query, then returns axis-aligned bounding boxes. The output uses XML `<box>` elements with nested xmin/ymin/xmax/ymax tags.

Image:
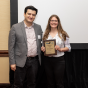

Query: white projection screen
<box><xmin>18</xmin><ymin>0</ymin><xmax>88</xmax><ymax>43</ymax></box>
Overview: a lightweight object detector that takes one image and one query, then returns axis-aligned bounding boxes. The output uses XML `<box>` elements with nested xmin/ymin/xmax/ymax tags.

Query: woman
<box><xmin>41</xmin><ymin>15</ymin><xmax>71</xmax><ymax>88</ymax></box>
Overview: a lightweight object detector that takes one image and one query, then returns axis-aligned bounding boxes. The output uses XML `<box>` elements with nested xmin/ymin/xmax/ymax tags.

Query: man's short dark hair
<box><xmin>24</xmin><ymin>6</ymin><xmax>38</xmax><ymax>15</ymax></box>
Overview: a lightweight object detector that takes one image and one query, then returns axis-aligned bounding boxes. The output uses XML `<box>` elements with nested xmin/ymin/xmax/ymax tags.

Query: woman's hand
<box><xmin>41</xmin><ymin>46</ymin><xmax>45</xmax><ymax>52</ymax></box>
<box><xmin>55</xmin><ymin>45</ymin><xmax>62</xmax><ymax>52</ymax></box>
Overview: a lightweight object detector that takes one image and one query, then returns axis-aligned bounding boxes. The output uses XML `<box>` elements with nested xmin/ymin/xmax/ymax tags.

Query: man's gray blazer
<box><xmin>9</xmin><ymin>21</ymin><xmax>42</xmax><ymax>67</ymax></box>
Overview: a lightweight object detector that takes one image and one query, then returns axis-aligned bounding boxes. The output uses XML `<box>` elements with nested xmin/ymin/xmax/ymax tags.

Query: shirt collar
<box><xmin>24</xmin><ymin>22</ymin><xmax>34</xmax><ymax>29</ymax></box>
<box><xmin>49</xmin><ymin>33</ymin><xmax>58</xmax><ymax>37</ymax></box>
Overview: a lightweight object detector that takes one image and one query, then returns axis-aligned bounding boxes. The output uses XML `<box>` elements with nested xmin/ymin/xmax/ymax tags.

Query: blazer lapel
<box><xmin>20</xmin><ymin>22</ymin><xmax>39</xmax><ymax>50</ymax></box>
<box><xmin>21</xmin><ymin>21</ymin><xmax>27</xmax><ymax>47</ymax></box>
<box><xmin>33</xmin><ymin>23</ymin><xmax>39</xmax><ymax>50</ymax></box>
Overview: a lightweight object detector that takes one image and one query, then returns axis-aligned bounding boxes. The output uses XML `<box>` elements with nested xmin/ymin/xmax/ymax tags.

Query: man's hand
<box><xmin>11</xmin><ymin>64</ymin><xmax>16</xmax><ymax>71</ymax></box>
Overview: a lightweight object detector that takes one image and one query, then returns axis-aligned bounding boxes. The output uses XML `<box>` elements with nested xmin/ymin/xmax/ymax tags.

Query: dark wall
<box><xmin>10</xmin><ymin>0</ymin><xmax>18</xmax><ymax>27</ymax></box>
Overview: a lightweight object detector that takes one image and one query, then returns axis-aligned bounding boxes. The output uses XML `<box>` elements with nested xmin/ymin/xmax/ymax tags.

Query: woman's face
<box><xmin>50</xmin><ymin>17</ymin><xmax>58</xmax><ymax>29</ymax></box>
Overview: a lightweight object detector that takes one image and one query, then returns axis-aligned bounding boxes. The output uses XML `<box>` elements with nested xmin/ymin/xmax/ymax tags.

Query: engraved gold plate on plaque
<box><xmin>44</xmin><ymin>39</ymin><xmax>57</xmax><ymax>55</ymax></box>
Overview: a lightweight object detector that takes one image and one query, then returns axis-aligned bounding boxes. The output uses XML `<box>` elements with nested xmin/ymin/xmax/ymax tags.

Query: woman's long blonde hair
<box><xmin>43</xmin><ymin>15</ymin><xmax>69</xmax><ymax>41</ymax></box>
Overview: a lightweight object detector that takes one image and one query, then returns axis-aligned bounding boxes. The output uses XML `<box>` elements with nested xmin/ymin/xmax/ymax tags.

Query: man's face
<box><xmin>24</xmin><ymin>9</ymin><xmax>36</xmax><ymax>23</ymax></box>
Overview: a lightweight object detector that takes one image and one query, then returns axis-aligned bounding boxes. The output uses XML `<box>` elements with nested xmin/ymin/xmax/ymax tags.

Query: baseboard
<box><xmin>0</xmin><ymin>83</ymin><xmax>11</xmax><ymax>88</ymax></box>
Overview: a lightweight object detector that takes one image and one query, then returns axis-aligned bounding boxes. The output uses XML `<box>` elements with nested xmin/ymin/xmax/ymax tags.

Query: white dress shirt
<box><xmin>47</xmin><ymin>33</ymin><xmax>71</xmax><ymax>57</ymax></box>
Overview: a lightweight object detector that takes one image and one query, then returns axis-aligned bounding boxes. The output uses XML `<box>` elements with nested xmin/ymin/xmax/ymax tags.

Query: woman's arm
<box><xmin>55</xmin><ymin>37</ymin><xmax>71</xmax><ymax>52</ymax></box>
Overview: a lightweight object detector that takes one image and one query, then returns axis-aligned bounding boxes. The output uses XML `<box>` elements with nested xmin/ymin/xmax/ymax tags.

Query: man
<box><xmin>9</xmin><ymin>6</ymin><xmax>42</xmax><ymax>88</ymax></box>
